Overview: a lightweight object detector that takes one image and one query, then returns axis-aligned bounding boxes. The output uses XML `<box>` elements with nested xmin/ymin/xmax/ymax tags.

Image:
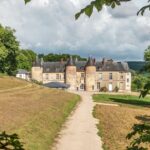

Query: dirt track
<box><xmin>53</xmin><ymin>91</ymin><xmax>103</xmax><ymax>150</ymax></box>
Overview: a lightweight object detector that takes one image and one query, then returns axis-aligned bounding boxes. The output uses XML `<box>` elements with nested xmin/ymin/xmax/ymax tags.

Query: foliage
<box><xmin>126</xmin><ymin>123</ymin><xmax>150</xmax><ymax>150</ymax></box>
<box><xmin>75</xmin><ymin>0</ymin><xmax>150</xmax><ymax>19</ymax></box>
<box><xmin>113</xmin><ymin>86</ymin><xmax>119</xmax><ymax>92</ymax></box>
<box><xmin>41</xmin><ymin>53</ymin><xmax>87</xmax><ymax>62</ymax></box>
<box><xmin>17</xmin><ymin>49</ymin><xmax>36</xmax><ymax>71</ymax></box>
<box><xmin>23</xmin><ymin>0</ymin><xmax>150</xmax><ymax>19</ymax></box>
<box><xmin>140</xmin><ymin>81</ymin><xmax>150</xmax><ymax>98</ymax></box>
<box><xmin>131</xmin><ymin>71</ymin><xmax>149</xmax><ymax>92</ymax></box>
<box><xmin>144</xmin><ymin>46</ymin><xmax>150</xmax><ymax>61</ymax></box>
<box><xmin>100</xmin><ymin>87</ymin><xmax>108</xmax><ymax>92</ymax></box>
<box><xmin>0</xmin><ymin>131</ymin><xmax>24</xmax><ymax>150</ymax></box>
<box><xmin>0</xmin><ymin>24</ymin><xmax>19</xmax><ymax>75</ymax></box>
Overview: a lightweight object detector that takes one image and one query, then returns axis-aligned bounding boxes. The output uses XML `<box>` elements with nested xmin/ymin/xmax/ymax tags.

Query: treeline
<box><xmin>0</xmin><ymin>24</ymin><xmax>86</xmax><ymax>75</ymax></box>
<box><xmin>38</xmin><ymin>53</ymin><xmax>87</xmax><ymax>62</ymax></box>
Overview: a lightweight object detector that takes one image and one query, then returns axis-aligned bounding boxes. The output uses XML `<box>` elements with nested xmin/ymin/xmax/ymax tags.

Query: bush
<box><xmin>100</xmin><ymin>87</ymin><xmax>108</xmax><ymax>92</ymax></box>
<box><xmin>113</xmin><ymin>86</ymin><xmax>119</xmax><ymax>92</ymax></box>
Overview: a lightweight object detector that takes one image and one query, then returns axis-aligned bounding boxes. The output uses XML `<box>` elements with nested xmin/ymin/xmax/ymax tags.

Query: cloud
<box><xmin>0</xmin><ymin>0</ymin><xmax>150</xmax><ymax>61</ymax></box>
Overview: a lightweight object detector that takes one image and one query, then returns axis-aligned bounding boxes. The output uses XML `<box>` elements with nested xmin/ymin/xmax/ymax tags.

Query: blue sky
<box><xmin>0</xmin><ymin>0</ymin><xmax>150</xmax><ymax>60</ymax></box>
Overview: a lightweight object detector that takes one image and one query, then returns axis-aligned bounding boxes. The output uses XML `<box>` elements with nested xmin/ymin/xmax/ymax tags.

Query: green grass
<box><xmin>16</xmin><ymin>94</ymin><xmax>80</xmax><ymax>150</ymax></box>
<box><xmin>93</xmin><ymin>94</ymin><xmax>150</xmax><ymax>107</ymax></box>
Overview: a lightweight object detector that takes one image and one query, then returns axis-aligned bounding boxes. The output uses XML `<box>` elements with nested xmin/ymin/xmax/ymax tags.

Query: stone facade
<box><xmin>32</xmin><ymin>57</ymin><xmax>131</xmax><ymax>92</ymax></box>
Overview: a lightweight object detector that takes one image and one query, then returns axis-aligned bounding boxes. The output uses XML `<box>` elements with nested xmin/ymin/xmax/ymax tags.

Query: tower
<box><xmin>85</xmin><ymin>57</ymin><xmax>96</xmax><ymax>91</ymax></box>
<box><xmin>31</xmin><ymin>56</ymin><xmax>43</xmax><ymax>82</ymax></box>
<box><xmin>65</xmin><ymin>56</ymin><xmax>77</xmax><ymax>90</ymax></box>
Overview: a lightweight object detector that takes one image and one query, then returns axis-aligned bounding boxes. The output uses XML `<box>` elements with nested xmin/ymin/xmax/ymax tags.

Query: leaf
<box><xmin>75</xmin><ymin>12</ymin><xmax>81</xmax><ymax>20</ymax></box>
<box><xmin>24</xmin><ymin>0</ymin><xmax>31</xmax><ymax>4</ymax></box>
<box><xmin>111</xmin><ymin>2</ymin><xmax>116</xmax><ymax>9</ymax></box>
<box><xmin>84</xmin><ymin>5</ymin><xmax>94</xmax><ymax>17</ymax></box>
<box><xmin>94</xmin><ymin>0</ymin><xmax>102</xmax><ymax>12</ymax></box>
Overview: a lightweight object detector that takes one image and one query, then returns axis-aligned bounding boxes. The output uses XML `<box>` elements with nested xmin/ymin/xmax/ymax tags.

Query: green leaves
<box><xmin>24</xmin><ymin>0</ymin><xmax>31</xmax><ymax>4</ymax></box>
<box><xmin>75</xmin><ymin>0</ymin><xmax>126</xmax><ymax>19</ymax></box>
<box><xmin>126</xmin><ymin>123</ymin><xmax>150</xmax><ymax>150</ymax></box>
<box><xmin>139</xmin><ymin>81</ymin><xmax>150</xmax><ymax>98</ymax></box>
<box><xmin>0</xmin><ymin>131</ymin><xmax>24</xmax><ymax>150</ymax></box>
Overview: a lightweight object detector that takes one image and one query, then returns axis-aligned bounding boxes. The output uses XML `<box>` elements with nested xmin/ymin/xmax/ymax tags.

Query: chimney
<box><xmin>93</xmin><ymin>58</ymin><xmax>96</xmax><ymax>65</ymax></box>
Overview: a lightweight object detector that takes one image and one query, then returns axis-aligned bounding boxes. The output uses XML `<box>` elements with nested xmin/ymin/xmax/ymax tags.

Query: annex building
<box><xmin>31</xmin><ymin>57</ymin><xmax>131</xmax><ymax>92</ymax></box>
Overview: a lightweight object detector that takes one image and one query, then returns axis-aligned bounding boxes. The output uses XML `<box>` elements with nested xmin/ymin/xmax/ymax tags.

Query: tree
<box><xmin>24</xmin><ymin>0</ymin><xmax>150</xmax><ymax>19</ymax></box>
<box><xmin>139</xmin><ymin>46</ymin><xmax>150</xmax><ymax>98</ymax></box>
<box><xmin>0</xmin><ymin>24</ymin><xmax>19</xmax><ymax>75</ymax></box>
<box><xmin>17</xmin><ymin>51</ymin><xmax>31</xmax><ymax>70</ymax></box>
<box><xmin>144</xmin><ymin>46</ymin><xmax>150</xmax><ymax>62</ymax></box>
<box><xmin>17</xmin><ymin>49</ymin><xmax>36</xmax><ymax>70</ymax></box>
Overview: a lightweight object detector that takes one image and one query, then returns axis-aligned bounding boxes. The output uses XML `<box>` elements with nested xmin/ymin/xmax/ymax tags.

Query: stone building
<box><xmin>31</xmin><ymin>57</ymin><xmax>131</xmax><ymax>92</ymax></box>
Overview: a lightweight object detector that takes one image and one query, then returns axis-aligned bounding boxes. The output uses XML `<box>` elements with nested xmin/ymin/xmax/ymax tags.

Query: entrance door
<box><xmin>109</xmin><ymin>83</ymin><xmax>112</xmax><ymax>92</ymax></box>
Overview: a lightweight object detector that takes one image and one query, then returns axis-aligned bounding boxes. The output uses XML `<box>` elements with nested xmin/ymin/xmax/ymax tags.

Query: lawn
<box><xmin>0</xmin><ymin>76</ymin><xmax>28</xmax><ymax>90</ymax></box>
<box><xmin>93</xmin><ymin>94</ymin><xmax>150</xmax><ymax>150</ymax></box>
<box><xmin>0</xmin><ymin>77</ymin><xmax>80</xmax><ymax>150</ymax></box>
<box><xmin>93</xmin><ymin>94</ymin><xmax>150</xmax><ymax>107</ymax></box>
<box><xmin>93</xmin><ymin>105</ymin><xmax>150</xmax><ymax>150</ymax></box>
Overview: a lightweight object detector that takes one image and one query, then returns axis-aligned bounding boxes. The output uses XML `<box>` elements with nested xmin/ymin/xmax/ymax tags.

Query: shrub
<box><xmin>113</xmin><ymin>86</ymin><xmax>119</xmax><ymax>92</ymax></box>
<box><xmin>100</xmin><ymin>87</ymin><xmax>108</xmax><ymax>92</ymax></box>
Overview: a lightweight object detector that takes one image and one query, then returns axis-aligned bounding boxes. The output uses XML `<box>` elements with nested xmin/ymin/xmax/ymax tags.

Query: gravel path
<box><xmin>52</xmin><ymin>91</ymin><xmax>103</xmax><ymax>150</ymax></box>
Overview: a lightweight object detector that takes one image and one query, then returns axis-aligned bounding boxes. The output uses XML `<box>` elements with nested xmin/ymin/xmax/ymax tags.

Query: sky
<box><xmin>0</xmin><ymin>0</ymin><xmax>150</xmax><ymax>61</ymax></box>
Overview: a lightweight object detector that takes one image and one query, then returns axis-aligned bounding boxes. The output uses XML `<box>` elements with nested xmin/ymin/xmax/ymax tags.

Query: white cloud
<box><xmin>0</xmin><ymin>0</ymin><xmax>150</xmax><ymax>61</ymax></box>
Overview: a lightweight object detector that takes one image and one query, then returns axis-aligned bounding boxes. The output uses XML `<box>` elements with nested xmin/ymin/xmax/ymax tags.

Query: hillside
<box><xmin>0</xmin><ymin>76</ymin><xmax>80</xmax><ymax>150</ymax></box>
<box><xmin>127</xmin><ymin>61</ymin><xmax>146</xmax><ymax>72</ymax></box>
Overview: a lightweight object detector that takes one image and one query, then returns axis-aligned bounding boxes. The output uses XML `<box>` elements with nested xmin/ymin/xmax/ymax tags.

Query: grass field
<box><xmin>94</xmin><ymin>105</ymin><xmax>150</xmax><ymax>150</ymax></box>
<box><xmin>93</xmin><ymin>94</ymin><xmax>150</xmax><ymax>150</ymax></box>
<box><xmin>0</xmin><ymin>76</ymin><xmax>28</xmax><ymax>90</ymax></box>
<box><xmin>93</xmin><ymin>94</ymin><xmax>150</xmax><ymax>107</ymax></box>
<box><xmin>0</xmin><ymin>76</ymin><xmax>80</xmax><ymax>150</ymax></box>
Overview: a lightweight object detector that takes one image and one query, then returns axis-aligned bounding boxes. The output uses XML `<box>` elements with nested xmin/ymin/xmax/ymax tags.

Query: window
<box><xmin>56</xmin><ymin>74</ymin><xmax>59</xmax><ymax>80</ymax></box>
<box><xmin>81</xmin><ymin>73</ymin><xmax>84</xmax><ymax>78</ymax></box>
<box><xmin>45</xmin><ymin>74</ymin><xmax>48</xmax><ymax>80</ymax></box>
<box><xmin>127</xmin><ymin>78</ymin><xmax>129</xmax><ymax>83</ymax></box>
<box><xmin>120</xmin><ymin>75</ymin><xmax>123</xmax><ymax>79</ymax></box>
<box><xmin>119</xmin><ymin>82</ymin><xmax>124</xmax><ymax>90</ymax></box>
<box><xmin>92</xmin><ymin>85</ymin><xmax>94</xmax><ymax>90</ymax></box>
<box><xmin>97</xmin><ymin>82</ymin><xmax>100</xmax><ymax>89</ymax></box>
<box><xmin>80</xmin><ymin>84</ymin><xmax>84</xmax><ymax>90</ymax></box>
<box><xmin>109</xmin><ymin>73</ymin><xmax>113</xmax><ymax>80</ymax></box>
<box><xmin>99</xmin><ymin>73</ymin><xmax>102</xmax><ymax>80</ymax></box>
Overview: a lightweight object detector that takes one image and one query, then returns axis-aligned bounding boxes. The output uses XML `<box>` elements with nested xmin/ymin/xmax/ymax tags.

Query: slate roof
<box><xmin>33</xmin><ymin>58</ymin><xmax>130</xmax><ymax>73</ymax></box>
<box><xmin>17</xmin><ymin>69</ymin><xmax>29</xmax><ymax>74</ymax></box>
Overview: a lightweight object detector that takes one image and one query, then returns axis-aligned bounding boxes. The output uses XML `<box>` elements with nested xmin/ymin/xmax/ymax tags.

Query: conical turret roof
<box><xmin>86</xmin><ymin>57</ymin><xmax>95</xmax><ymax>66</ymax></box>
<box><xmin>66</xmin><ymin>56</ymin><xmax>75</xmax><ymax>66</ymax></box>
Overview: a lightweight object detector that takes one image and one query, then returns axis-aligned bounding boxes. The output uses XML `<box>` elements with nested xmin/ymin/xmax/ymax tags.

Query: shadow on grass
<box><xmin>135</xmin><ymin>115</ymin><xmax>150</xmax><ymax>123</ymax></box>
<box><xmin>110</xmin><ymin>98</ymin><xmax>150</xmax><ymax>108</ymax></box>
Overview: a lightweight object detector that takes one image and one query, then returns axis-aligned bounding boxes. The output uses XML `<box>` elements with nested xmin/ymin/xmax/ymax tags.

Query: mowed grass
<box><xmin>93</xmin><ymin>94</ymin><xmax>150</xmax><ymax>107</ymax></box>
<box><xmin>94</xmin><ymin>105</ymin><xmax>150</xmax><ymax>150</ymax></box>
<box><xmin>0</xmin><ymin>76</ymin><xmax>28</xmax><ymax>90</ymax></box>
<box><xmin>93</xmin><ymin>94</ymin><xmax>150</xmax><ymax>150</ymax></box>
<box><xmin>0</xmin><ymin>77</ymin><xmax>80</xmax><ymax>150</ymax></box>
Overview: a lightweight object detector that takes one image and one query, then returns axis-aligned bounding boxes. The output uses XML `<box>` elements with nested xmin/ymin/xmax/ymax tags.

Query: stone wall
<box><xmin>85</xmin><ymin>66</ymin><xmax>96</xmax><ymax>91</ymax></box>
<box><xmin>31</xmin><ymin>67</ymin><xmax>43</xmax><ymax>82</ymax></box>
<box><xmin>65</xmin><ymin>66</ymin><xmax>77</xmax><ymax>90</ymax></box>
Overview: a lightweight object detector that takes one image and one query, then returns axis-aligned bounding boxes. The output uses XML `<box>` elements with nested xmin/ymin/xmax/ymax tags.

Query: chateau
<box><xmin>31</xmin><ymin>57</ymin><xmax>131</xmax><ymax>92</ymax></box>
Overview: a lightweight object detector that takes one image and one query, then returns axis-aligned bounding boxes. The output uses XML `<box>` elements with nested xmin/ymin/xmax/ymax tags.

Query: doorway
<box><xmin>109</xmin><ymin>83</ymin><xmax>112</xmax><ymax>92</ymax></box>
